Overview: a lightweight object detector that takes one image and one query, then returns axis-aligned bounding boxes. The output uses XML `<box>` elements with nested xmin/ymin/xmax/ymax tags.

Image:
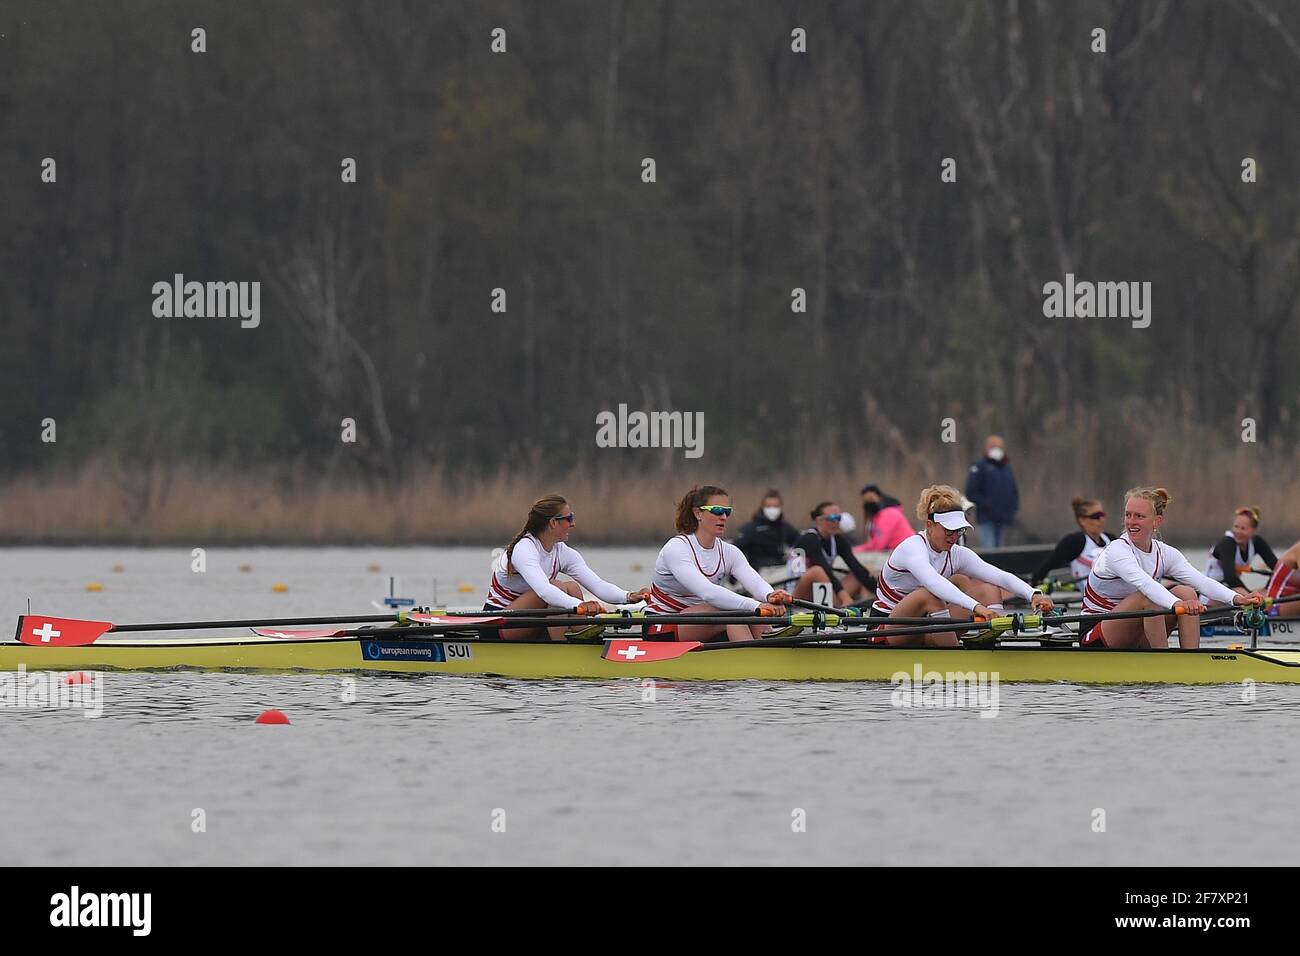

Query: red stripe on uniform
<box><xmin>1268</xmin><ymin>564</ymin><xmax>1298</xmax><ymax>599</ymax></box>
<box><xmin>647</xmin><ymin>584</ymin><xmax>690</xmax><ymax>613</ymax></box>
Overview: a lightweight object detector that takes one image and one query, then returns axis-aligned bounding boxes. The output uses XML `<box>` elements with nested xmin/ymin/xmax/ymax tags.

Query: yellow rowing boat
<box><xmin>3</xmin><ymin>634</ymin><xmax>1299</xmax><ymax>684</ymax></box>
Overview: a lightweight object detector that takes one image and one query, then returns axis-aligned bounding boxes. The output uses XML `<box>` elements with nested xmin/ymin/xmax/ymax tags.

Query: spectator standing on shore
<box><xmin>853</xmin><ymin>484</ymin><xmax>914</xmax><ymax>553</ymax></box>
<box><xmin>965</xmin><ymin>435</ymin><xmax>1019</xmax><ymax>548</ymax></box>
<box><xmin>734</xmin><ymin>489</ymin><xmax>800</xmax><ymax>569</ymax></box>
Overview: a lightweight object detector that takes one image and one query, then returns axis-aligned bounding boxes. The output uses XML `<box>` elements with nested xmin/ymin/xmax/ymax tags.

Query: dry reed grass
<box><xmin>1</xmin><ymin>426</ymin><xmax>1296</xmax><ymax>546</ymax></box>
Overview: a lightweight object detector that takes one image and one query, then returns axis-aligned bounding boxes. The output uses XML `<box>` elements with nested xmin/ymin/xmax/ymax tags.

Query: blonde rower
<box><xmin>1080</xmin><ymin>487</ymin><xmax>1264</xmax><ymax>650</ymax></box>
<box><xmin>871</xmin><ymin>484</ymin><xmax>1054</xmax><ymax>647</ymax></box>
<box><xmin>646</xmin><ymin>485</ymin><xmax>792</xmax><ymax>642</ymax></box>
<box><xmin>1203</xmin><ymin>506</ymin><xmax>1277</xmax><ymax>595</ymax></box>
<box><xmin>485</xmin><ymin>495</ymin><xmax>651</xmax><ymax>641</ymax></box>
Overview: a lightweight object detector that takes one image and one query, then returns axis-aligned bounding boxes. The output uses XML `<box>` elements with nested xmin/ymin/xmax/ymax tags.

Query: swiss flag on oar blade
<box><xmin>602</xmin><ymin>639</ymin><xmax>702</xmax><ymax>663</ymax></box>
<box><xmin>17</xmin><ymin>616</ymin><xmax>113</xmax><ymax>646</ymax></box>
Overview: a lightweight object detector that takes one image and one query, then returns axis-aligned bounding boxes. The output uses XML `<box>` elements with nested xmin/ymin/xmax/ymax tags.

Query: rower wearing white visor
<box><xmin>870</xmin><ymin>484</ymin><xmax>1053</xmax><ymax>647</ymax></box>
<box><xmin>1081</xmin><ymin>487</ymin><xmax>1264</xmax><ymax>650</ymax></box>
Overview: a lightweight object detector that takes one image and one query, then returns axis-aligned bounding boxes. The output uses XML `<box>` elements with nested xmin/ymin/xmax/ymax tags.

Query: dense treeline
<box><xmin>2</xmin><ymin>0</ymin><xmax>1299</xmax><ymax>486</ymax></box>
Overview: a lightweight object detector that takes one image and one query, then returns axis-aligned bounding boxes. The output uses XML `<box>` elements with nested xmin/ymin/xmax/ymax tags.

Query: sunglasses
<box><xmin>1083</xmin><ymin>511</ymin><xmax>1105</xmax><ymax>520</ymax></box>
<box><xmin>697</xmin><ymin>505</ymin><xmax>733</xmax><ymax>517</ymax></box>
<box><xmin>550</xmin><ymin>512</ymin><xmax>576</xmax><ymax>525</ymax></box>
<box><xmin>819</xmin><ymin>513</ymin><xmax>843</xmax><ymax>522</ymax></box>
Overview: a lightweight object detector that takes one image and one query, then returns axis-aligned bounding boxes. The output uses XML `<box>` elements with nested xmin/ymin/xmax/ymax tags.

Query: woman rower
<box><xmin>1202</xmin><ymin>506</ymin><xmax>1277</xmax><ymax>595</ymax></box>
<box><xmin>870</xmin><ymin>484</ymin><xmax>1054</xmax><ymax>647</ymax></box>
<box><xmin>1080</xmin><ymin>488</ymin><xmax>1264</xmax><ymax>650</ymax></box>
<box><xmin>792</xmin><ymin>501</ymin><xmax>877</xmax><ymax>606</ymax></box>
<box><xmin>646</xmin><ymin>485</ymin><xmax>792</xmax><ymax>642</ymax></box>
<box><xmin>485</xmin><ymin>495</ymin><xmax>651</xmax><ymax>641</ymax></box>
<box><xmin>1265</xmin><ymin>540</ymin><xmax>1300</xmax><ymax>618</ymax></box>
<box><xmin>1031</xmin><ymin>496</ymin><xmax>1114</xmax><ymax>587</ymax></box>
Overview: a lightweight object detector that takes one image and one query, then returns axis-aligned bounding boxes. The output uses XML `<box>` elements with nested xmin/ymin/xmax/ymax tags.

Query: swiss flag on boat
<box><xmin>16</xmin><ymin>616</ymin><xmax>113</xmax><ymax>646</ymax></box>
<box><xmin>602</xmin><ymin>639</ymin><xmax>701</xmax><ymax>663</ymax></box>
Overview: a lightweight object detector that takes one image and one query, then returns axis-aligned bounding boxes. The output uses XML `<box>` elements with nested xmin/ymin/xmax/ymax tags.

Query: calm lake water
<box><xmin>2</xmin><ymin>546</ymin><xmax>1297</xmax><ymax>865</ymax></box>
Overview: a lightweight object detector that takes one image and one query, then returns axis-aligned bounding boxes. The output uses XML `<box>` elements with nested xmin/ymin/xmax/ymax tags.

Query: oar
<box><xmin>253</xmin><ymin>610</ymin><xmax>847</xmax><ymax>639</ymax></box>
<box><xmin>788</xmin><ymin>598</ymin><xmax>941</xmax><ymax>625</ymax></box>
<box><xmin>12</xmin><ymin>611</ymin><xmax>417</xmax><ymax>647</ymax></box>
<box><xmin>1045</xmin><ymin>595</ymin><xmax>1280</xmax><ymax>629</ymax></box>
<box><xmin>602</xmin><ymin>614</ymin><xmax>1001</xmax><ymax>662</ymax></box>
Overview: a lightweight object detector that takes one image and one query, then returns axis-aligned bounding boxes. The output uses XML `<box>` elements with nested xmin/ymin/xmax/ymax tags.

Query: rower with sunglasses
<box><xmin>485</xmin><ymin>495</ymin><xmax>651</xmax><ymax>640</ymax></box>
<box><xmin>645</xmin><ymin>485</ymin><xmax>792</xmax><ymax>642</ymax></box>
<box><xmin>870</xmin><ymin>484</ymin><xmax>1053</xmax><ymax>647</ymax></box>
<box><xmin>792</xmin><ymin>501</ymin><xmax>877</xmax><ymax>606</ymax></box>
<box><xmin>1031</xmin><ymin>496</ymin><xmax>1114</xmax><ymax>588</ymax></box>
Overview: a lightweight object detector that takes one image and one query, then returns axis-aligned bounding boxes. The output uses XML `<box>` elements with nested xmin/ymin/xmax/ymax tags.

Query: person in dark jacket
<box><xmin>965</xmin><ymin>435</ymin><xmax>1019</xmax><ymax>548</ymax></box>
<box><xmin>734</xmin><ymin>490</ymin><xmax>800</xmax><ymax>569</ymax></box>
<box><xmin>1032</xmin><ymin>496</ymin><xmax>1114</xmax><ymax>587</ymax></box>
<box><xmin>792</xmin><ymin>501</ymin><xmax>877</xmax><ymax>606</ymax></box>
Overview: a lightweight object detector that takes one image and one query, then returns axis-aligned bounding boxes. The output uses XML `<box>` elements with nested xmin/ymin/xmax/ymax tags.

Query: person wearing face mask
<box><xmin>965</xmin><ymin>435</ymin><xmax>1020</xmax><ymax>548</ymax></box>
<box><xmin>852</xmin><ymin>484</ymin><xmax>915</xmax><ymax>553</ymax></box>
<box><xmin>734</xmin><ymin>489</ymin><xmax>801</xmax><ymax>569</ymax></box>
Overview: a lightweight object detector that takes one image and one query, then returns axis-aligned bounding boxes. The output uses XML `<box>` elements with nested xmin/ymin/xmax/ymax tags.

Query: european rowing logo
<box><xmin>359</xmin><ymin>640</ymin><xmax>473</xmax><ymax>663</ymax></box>
<box><xmin>595</xmin><ymin>404</ymin><xmax>704</xmax><ymax>460</ymax></box>
<box><xmin>49</xmin><ymin>886</ymin><xmax>151</xmax><ymax>936</ymax></box>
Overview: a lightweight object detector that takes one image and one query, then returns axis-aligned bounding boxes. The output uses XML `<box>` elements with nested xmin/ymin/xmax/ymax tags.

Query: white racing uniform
<box><xmin>648</xmin><ymin>533</ymin><xmax>775</xmax><ymax>613</ymax></box>
<box><xmin>1083</xmin><ymin>533</ymin><xmax>1236</xmax><ymax>613</ymax></box>
<box><xmin>1071</xmin><ymin>532</ymin><xmax>1112</xmax><ymax>581</ymax></box>
<box><xmin>485</xmin><ymin>535</ymin><xmax>631</xmax><ymax>610</ymax></box>
<box><xmin>873</xmin><ymin>532</ymin><xmax>1038</xmax><ymax>613</ymax></box>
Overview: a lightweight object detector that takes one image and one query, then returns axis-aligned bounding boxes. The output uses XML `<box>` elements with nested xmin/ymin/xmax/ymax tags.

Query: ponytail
<box><xmin>915</xmin><ymin>484</ymin><xmax>964</xmax><ymax>522</ymax></box>
<box><xmin>505</xmin><ymin>495</ymin><xmax>568</xmax><ymax>574</ymax></box>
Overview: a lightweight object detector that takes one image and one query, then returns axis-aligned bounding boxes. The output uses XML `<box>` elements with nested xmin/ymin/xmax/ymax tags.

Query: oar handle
<box><xmin>110</xmin><ymin>613</ymin><xmax>402</xmax><ymax>632</ymax></box>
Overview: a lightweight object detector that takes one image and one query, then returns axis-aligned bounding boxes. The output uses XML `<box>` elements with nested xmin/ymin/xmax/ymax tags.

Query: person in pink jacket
<box><xmin>853</xmin><ymin>484</ymin><xmax>915</xmax><ymax>553</ymax></box>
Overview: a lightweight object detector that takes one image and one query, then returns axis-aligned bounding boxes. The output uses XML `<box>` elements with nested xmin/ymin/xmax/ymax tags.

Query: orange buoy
<box><xmin>255</xmin><ymin>709</ymin><xmax>290</xmax><ymax>725</ymax></box>
<box><xmin>271</xmin><ymin>583</ymin><xmax>288</xmax><ymax>593</ymax></box>
<box><xmin>85</xmin><ymin>582</ymin><xmax>104</xmax><ymax>592</ymax></box>
<box><xmin>63</xmin><ymin>672</ymin><xmax>94</xmax><ymax>685</ymax></box>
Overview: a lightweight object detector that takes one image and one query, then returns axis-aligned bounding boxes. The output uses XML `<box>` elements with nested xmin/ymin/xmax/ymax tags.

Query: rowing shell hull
<box><xmin>3</xmin><ymin>637</ymin><xmax>1300</xmax><ymax>684</ymax></box>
